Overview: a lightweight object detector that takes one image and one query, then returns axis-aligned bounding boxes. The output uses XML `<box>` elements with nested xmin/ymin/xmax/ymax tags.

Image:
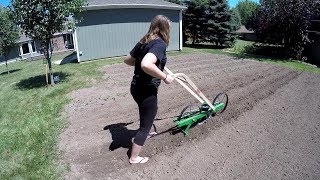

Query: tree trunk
<box><xmin>192</xmin><ymin>26</ymin><xmax>196</xmax><ymax>45</ymax></box>
<box><xmin>192</xmin><ymin>26</ymin><xmax>197</xmax><ymax>45</ymax></box>
<box><xmin>5</xmin><ymin>55</ymin><xmax>9</xmax><ymax>74</ymax></box>
<box><xmin>45</xmin><ymin>39</ymin><xmax>55</xmax><ymax>86</ymax></box>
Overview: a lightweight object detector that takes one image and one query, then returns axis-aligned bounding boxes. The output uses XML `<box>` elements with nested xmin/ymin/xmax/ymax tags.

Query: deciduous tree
<box><xmin>230</xmin><ymin>8</ymin><xmax>242</xmax><ymax>31</ymax></box>
<box><xmin>0</xmin><ymin>6</ymin><xmax>19</xmax><ymax>74</ymax></box>
<box><xmin>235</xmin><ymin>0</ymin><xmax>259</xmax><ymax>28</ymax></box>
<box><xmin>12</xmin><ymin>0</ymin><xmax>86</xmax><ymax>85</ymax></box>
<box><xmin>256</xmin><ymin>0</ymin><xmax>320</xmax><ymax>59</ymax></box>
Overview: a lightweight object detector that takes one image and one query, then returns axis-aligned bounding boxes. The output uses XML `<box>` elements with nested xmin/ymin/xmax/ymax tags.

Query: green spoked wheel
<box><xmin>175</xmin><ymin>104</ymin><xmax>201</xmax><ymax>122</ymax></box>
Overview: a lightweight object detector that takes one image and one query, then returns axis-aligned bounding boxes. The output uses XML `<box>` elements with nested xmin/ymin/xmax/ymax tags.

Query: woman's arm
<box><xmin>141</xmin><ymin>53</ymin><xmax>174</xmax><ymax>84</ymax></box>
<box><xmin>124</xmin><ymin>54</ymin><xmax>135</xmax><ymax>66</ymax></box>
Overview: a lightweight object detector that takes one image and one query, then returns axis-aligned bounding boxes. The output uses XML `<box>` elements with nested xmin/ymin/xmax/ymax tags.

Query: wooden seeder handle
<box><xmin>164</xmin><ymin>67</ymin><xmax>215</xmax><ymax>110</ymax></box>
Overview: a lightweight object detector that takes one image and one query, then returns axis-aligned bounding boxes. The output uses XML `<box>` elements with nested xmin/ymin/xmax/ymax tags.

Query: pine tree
<box><xmin>205</xmin><ymin>0</ymin><xmax>235</xmax><ymax>47</ymax></box>
<box><xmin>183</xmin><ymin>0</ymin><xmax>208</xmax><ymax>44</ymax></box>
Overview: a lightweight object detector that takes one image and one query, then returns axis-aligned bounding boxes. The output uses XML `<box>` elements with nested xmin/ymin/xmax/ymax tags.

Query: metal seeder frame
<box><xmin>165</xmin><ymin>67</ymin><xmax>228</xmax><ymax>136</ymax></box>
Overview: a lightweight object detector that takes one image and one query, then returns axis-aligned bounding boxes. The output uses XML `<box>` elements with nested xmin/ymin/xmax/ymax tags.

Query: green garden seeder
<box><xmin>164</xmin><ymin>67</ymin><xmax>228</xmax><ymax>136</ymax></box>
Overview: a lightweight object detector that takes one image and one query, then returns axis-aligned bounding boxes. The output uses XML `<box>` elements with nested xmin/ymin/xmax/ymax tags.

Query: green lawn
<box><xmin>0</xmin><ymin>55</ymin><xmax>122</xmax><ymax>179</ymax></box>
<box><xmin>228</xmin><ymin>40</ymin><xmax>320</xmax><ymax>74</ymax></box>
<box><xmin>0</xmin><ymin>43</ymin><xmax>319</xmax><ymax>179</ymax></box>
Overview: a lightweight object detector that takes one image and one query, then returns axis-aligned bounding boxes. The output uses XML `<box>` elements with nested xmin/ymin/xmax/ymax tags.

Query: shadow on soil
<box><xmin>15</xmin><ymin>71</ymin><xmax>69</xmax><ymax>90</ymax></box>
<box><xmin>0</xmin><ymin>69</ymin><xmax>22</xmax><ymax>75</ymax></box>
<box><xmin>103</xmin><ymin>121</ymin><xmax>182</xmax><ymax>157</ymax></box>
<box><xmin>103</xmin><ymin>122</ymin><xmax>137</xmax><ymax>153</ymax></box>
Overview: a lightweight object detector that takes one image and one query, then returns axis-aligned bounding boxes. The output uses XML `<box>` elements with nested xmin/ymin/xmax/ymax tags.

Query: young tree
<box><xmin>230</xmin><ymin>8</ymin><xmax>242</xmax><ymax>31</ymax></box>
<box><xmin>183</xmin><ymin>0</ymin><xmax>208</xmax><ymax>45</ymax></box>
<box><xmin>0</xmin><ymin>6</ymin><xmax>19</xmax><ymax>74</ymax></box>
<box><xmin>12</xmin><ymin>0</ymin><xmax>86</xmax><ymax>85</ymax></box>
<box><xmin>256</xmin><ymin>0</ymin><xmax>320</xmax><ymax>59</ymax></box>
<box><xmin>235</xmin><ymin>0</ymin><xmax>259</xmax><ymax>28</ymax></box>
<box><xmin>205</xmin><ymin>0</ymin><xmax>236</xmax><ymax>47</ymax></box>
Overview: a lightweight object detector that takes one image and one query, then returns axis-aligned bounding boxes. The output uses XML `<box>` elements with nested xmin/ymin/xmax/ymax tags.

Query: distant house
<box><xmin>74</xmin><ymin>0</ymin><xmax>186</xmax><ymax>62</ymax></box>
<box><xmin>0</xmin><ymin>31</ymin><xmax>74</xmax><ymax>63</ymax></box>
<box><xmin>235</xmin><ymin>25</ymin><xmax>257</xmax><ymax>42</ymax></box>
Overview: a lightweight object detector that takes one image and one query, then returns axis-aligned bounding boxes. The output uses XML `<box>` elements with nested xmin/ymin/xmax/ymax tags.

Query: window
<box><xmin>20</xmin><ymin>41</ymin><xmax>36</xmax><ymax>55</ymax></box>
<box><xmin>63</xmin><ymin>33</ymin><xmax>74</xmax><ymax>49</ymax></box>
<box><xmin>31</xmin><ymin>42</ymin><xmax>36</xmax><ymax>52</ymax></box>
<box><xmin>21</xmin><ymin>43</ymin><xmax>30</xmax><ymax>54</ymax></box>
<box><xmin>63</xmin><ymin>34</ymin><xmax>67</xmax><ymax>43</ymax></box>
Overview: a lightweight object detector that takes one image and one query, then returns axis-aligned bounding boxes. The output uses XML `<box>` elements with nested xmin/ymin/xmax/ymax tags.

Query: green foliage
<box><xmin>204</xmin><ymin>0</ymin><xmax>236</xmax><ymax>47</ymax></box>
<box><xmin>183</xmin><ymin>0</ymin><xmax>236</xmax><ymax>47</ymax></box>
<box><xmin>0</xmin><ymin>6</ymin><xmax>19</xmax><ymax>74</ymax></box>
<box><xmin>235</xmin><ymin>0</ymin><xmax>259</xmax><ymax>28</ymax></box>
<box><xmin>0</xmin><ymin>6</ymin><xmax>19</xmax><ymax>58</ymax></box>
<box><xmin>255</xmin><ymin>0</ymin><xmax>320</xmax><ymax>59</ymax></box>
<box><xmin>231</xmin><ymin>39</ymin><xmax>254</xmax><ymax>54</ymax></box>
<box><xmin>230</xmin><ymin>40</ymin><xmax>320</xmax><ymax>73</ymax></box>
<box><xmin>230</xmin><ymin>8</ymin><xmax>242</xmax><ymax>31</ymax></box>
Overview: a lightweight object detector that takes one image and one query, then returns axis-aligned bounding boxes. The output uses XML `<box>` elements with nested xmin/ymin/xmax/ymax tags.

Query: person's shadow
<box><xmin>103</xmin><ymin>122</ymin><xmax>138</xmax><ymax>152</ymax></box>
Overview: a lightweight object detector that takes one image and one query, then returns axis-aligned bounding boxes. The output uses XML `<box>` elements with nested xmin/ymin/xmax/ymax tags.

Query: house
<box><xmin>74</xmin><ymin>0</ymin><xmax>186</xmax><ymax>62</ymax></box>
<box><xmin>0</xmin><ymin>0</ymin><xmax>185</xmax><ymax>63</ymax></box>
<box><xmin>235</xmin><ymin>25</ymin><xmax>257</xmax><ymax>42</ymax></box>
<box><xmin>0</xmin><ymin>31</ymin><xmax>74</xmax><ymax>63</ymax></box>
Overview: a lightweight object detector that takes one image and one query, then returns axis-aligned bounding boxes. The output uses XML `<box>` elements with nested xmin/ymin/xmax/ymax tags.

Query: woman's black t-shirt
<box><xmin>130</xmin><ymin>38</ymin><xmax>167</xmax><ymax>88</ymax></box>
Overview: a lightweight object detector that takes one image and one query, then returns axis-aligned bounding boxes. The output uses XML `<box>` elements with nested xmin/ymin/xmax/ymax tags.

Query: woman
<box><xmin>124</xmin><ymin>15</ymin><xmax>175</xmax><ymax>164</ymax></box>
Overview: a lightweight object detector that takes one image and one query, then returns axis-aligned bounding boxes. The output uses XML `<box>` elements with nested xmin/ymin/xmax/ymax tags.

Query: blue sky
<box><xmin>0</xmin><ymin>0</ymin><xmax>9</xmax><ymax>7</ymax></box>
<box><xmin>1</xmin><ymin>0</ymin><xmax>259</xmax><ymax>8</ymax></box>
<box><xmin>229</xmin><ymin>0</ymin><xmax>259</xmax><ymax>7</ymax></box>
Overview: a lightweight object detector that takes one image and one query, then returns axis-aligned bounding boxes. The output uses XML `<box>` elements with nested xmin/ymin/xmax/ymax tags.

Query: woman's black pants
<box><xmin>130</xmin><ymin>84</ymin><xmax>158</xmax><ymax>146</ymax></box>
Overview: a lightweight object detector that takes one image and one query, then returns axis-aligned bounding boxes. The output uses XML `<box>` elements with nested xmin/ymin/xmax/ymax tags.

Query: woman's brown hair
<box><xmin>140</xmin><ymin>15</ymin><xmax>171</xmax><ymax>46</ymax></box>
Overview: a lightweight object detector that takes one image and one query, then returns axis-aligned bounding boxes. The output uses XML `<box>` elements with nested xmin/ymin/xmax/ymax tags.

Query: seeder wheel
<box><xmin>175</xmin><ymin>104</ymin><xmax>201</xmax><ymax>122</ymax></box>
<box><xmin>212</xmin><ymin>93</ymin><xmax>228</xmax><ymax>115</ymax></box>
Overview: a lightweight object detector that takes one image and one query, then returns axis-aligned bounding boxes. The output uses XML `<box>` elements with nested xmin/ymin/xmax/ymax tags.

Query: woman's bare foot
<box><xmin>129</xmin><ymin>156</ymin><xmax>149</xmax><ymax>164</ymax></box>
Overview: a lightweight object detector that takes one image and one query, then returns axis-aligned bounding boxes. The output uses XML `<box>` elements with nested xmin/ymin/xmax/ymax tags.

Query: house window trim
<box><xmin>20</xmin><ymin>41</ymin><xmax>37</xmax><ymax>55</ymax></box>
<box><xmin>63</xmin><ymin>33</ymin><xmax>74</xmax><ymax>49</ymax></box>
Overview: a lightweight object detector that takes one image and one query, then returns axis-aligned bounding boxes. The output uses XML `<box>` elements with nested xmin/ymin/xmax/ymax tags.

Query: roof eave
<box><xmin>85</xmin><ymin>4</ymin><xmax>187</xmax><ymax>11</ymax></box>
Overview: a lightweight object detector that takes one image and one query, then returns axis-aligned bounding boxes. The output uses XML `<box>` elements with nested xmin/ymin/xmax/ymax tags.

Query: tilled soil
<box><xmin>59</xmin><ymin>53</ymin><xmax>320</xmax><ymax>179</ymax></box>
